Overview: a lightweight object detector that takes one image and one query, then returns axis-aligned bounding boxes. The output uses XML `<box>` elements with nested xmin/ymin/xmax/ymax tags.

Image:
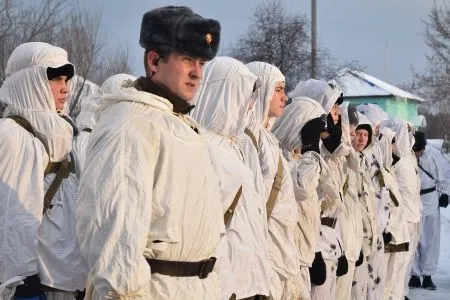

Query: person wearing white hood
<box><xmin>73</xmin><ymin>73</ymin><xmax>136</xmax><ymax>173</ymax></box>
<box><xmin>192</xmin><ymin>56</ymin><xmax>273</xmax><ymax>300</ymax></box>
<box><xmin>246</xmin><ymin>62</ymin><xmax>301</xmax><ymax>299</ymax></box>
<box><xmin>409</xmin><ymin>131</ymin><xmax>449</xmax><ymax>291</ymax></box>
<box><xmin>354</xmin><ymin>112</ymin><xmax>403</xmax><ymax>300</ymax></box>
<box><xmin>290</xmin><ymin>79</ymin><xmax>360</xmax><ymax>300</ymax></box>
<box><xmin>272</xmin><ymin>97</ymin><xmax>341</xmax><ymax>300</ymax></box>
<box><xmin>76</xmin><ymin>6</ymin><xmax>224</xmax><ymax>299</ymax></box>
<box><xmin>380</xmin><ymin>118</ymin><xmax>422</xmax><ymax>300</ymax></box>
<box><xmin>0</xmin><ymin>41</ymin><xmax>86</xmax><ymax>300</ymax></box>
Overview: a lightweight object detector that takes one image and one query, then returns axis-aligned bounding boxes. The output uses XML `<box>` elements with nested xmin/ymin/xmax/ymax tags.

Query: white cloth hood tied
<box><xmin>356</xmin><ymin>103</ymin><xmax>388</xmax><ymax>127</ymax></box>
<box><xmin>246</xmin><ymin>61</ymin><xmax>284</xmax><ymax>133</ymax></box>
<box><xmin>193</xmin><ymin>57</ymin><xmax>257</xmax><ymax>137</ymax></box>
<box><xmin>0</xmin><ymin>42</ymin><xmax>74</xmax><ymax>162</ymax></box>
<box><xmin>380</xmin><ymin>118</ymin><xmax>412</xmax><ymax>158</ymax></box>
<box><xmin>272</xmin><ymin>97</ymin><xmax>325</xmax><ymax>154</ymax></box>
<box><xmin>289</xmin><ymin>79</ymin><xmax>342</xmax><ymax>114</ymax></box>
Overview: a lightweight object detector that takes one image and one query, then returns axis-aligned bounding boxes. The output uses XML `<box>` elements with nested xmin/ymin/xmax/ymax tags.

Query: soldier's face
<box><xmin>353</xmin><ymin>128</ymin><xmax>369</xmax><ymax>152</ymax></box>
<box><xmin>152</xmin><ymin>51</ymin><xmax>205</xmax><ymax>102</ymax></box>
<box><xmin>49</xmin><ymin>75</ymin><xmax>69</xmax><ymax>112</ymax></box>
<box><xmin>268</xmin><ymin>81</ymin><xmax>288</xmax><ymax>118</ymax></box>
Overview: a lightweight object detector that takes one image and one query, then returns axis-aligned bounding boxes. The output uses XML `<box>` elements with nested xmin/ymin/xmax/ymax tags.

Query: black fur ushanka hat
<box><xmin>140</xmin><ymin>6</ymin><xmax>221</xmax><ymax>60</ymax></box>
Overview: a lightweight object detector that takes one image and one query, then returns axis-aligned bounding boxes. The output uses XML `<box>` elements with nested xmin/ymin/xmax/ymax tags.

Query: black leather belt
<box><xmin>321</xmin><ymin>217</ymin><xmax>337</xmax><ymax>229</ymax></box>
<box><xmin>385</xmin><ymin>242</ymin><xmax>409</xmax><ymax>253</ymax></box>
<box><xmin>146</xmin><ymin>257</ymin><xmax>216</xmax><ymax>279</ymax></box>
<box><xmin>420</xmin><ymin>186</ymin><xmax>436</xmax><ymax>195</ymax></box>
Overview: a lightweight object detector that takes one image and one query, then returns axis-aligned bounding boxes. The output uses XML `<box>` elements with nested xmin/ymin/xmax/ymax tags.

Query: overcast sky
<box><xmin>80</xmin><ymin>0</ymin><xmax>446</xmax><ymax>86</ymax></box>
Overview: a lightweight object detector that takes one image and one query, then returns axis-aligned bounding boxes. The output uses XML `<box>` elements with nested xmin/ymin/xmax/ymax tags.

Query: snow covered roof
<box><xmin>332</xmin><ymin>69</ymin><xmax>424</xmax><ymax>102</ymax></box>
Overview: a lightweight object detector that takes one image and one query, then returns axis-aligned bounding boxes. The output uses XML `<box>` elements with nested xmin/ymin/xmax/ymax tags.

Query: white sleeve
<box><xmin>0</xmin><ymin>121</ymin><xmax>48</xmax><ymax>290</ymax></box>
<box><xmin>76</xmin><ymin>120</ymin><xmax>156</xmax><ymax>299</ymax></box>
<box><xmin>292</xmin><ymin>151</ymin><xmax>321</xmax><ymax>202</ymax></box>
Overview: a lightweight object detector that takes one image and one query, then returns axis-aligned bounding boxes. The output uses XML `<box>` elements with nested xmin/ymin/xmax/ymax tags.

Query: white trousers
<box><xmin>382</xmin><ymin>222</ymin><xmax>420</xmax><ymax>300</ymax></box>
<box><xmin>311</xmin><ymin>260</ymin><xmax>337</xmax><ymax>300</ymax></box>
<box><xmin>351</xmin><ymin>257</ymin><xmax>368</xmax><ymax>300</ymax></box>
<box><xmin>412</xmin><ymin>209</ymin><xmax>440</xmax><ymax>276</ymax></box>
<box><xmin>367</xmin><ymin>234</ymin><xmax>385</xmax><ymax>300</ymax></box>
<box><xmin>297</xmin><ymin>266</ymin><xmax>312</xmax><ymax>300</ymax></box>
<box><xmin>403</xmin><ymin>221</ymin><xmax>421</xmax><ymax>297</ymax></box>
<box><xmin>335</xmin><ymin>261</ymin><xmax>356</xmax><ymax>300</ymax></box>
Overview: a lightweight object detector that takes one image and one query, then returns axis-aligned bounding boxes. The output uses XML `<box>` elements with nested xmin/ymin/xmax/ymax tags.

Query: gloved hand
<box><xmin>300</xmin><ymin>115</ymin><xmax>327</xmax><ymax>154</ymax></box>
<box><xmin>382</xmin><ymin>231</ymin><xmax>393</xmax><ymax>244</ymax></box>
<box><xmin>336</xmin><ymin>254</ymin><xmax>348</xmax><ymax>277</ymax></box>
<box><xmin>309</xmin><ymin>251</ymin><xmax>327</xmax><ymax>286</ymax></box>
<box><xmin>355</xmin><ymin>250</ymin><xmax>364</xmax><ymax>267</ymax></box>
<box><xmin>439</xmin><ymin>194</ymin><xmax>449</xmax><ymax>208</ymax></box>
<box><xmin>322</xmin><ymin>114</ymin><xmax>342</xmax><ymax>154</ymax></box>
<box><xmin>14</xmin><ymin>274</ymin><xmax>43</xmax><ymax>299</ymax></box>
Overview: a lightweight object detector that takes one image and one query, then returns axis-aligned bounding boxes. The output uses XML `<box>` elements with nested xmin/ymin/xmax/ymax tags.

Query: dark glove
<box><xmin>309</xmin><ymin>251</ymin><xmax>327</xmax><ymax>286</ymax></box>
<box><xmin>300</xmin><ymin>115</ymin><xmax>327</xmax><ymax>154</ymax></box>
<box><xmin>75</xmin><ymin>289</ymin><xmax>86</xmax><ymax>300</ymax></box>
<box><xmin>14</xmin><ymin>274</ymin><xmax>43</xmax><ymax>299</ymax></box>
<box><xmin>382</xmin><ymin>231</ymin><xmax>393</xmax><ymax>244</ymax></box>
<box><xmin>322</xmin><ymin>114</ymin><xmax>342</xmax><ymax>154</ymax></box>
<box><xmin>336</xmin><ymin>254</ymin><xmax>348</xmax><ymax>277</ymax></box>
<box><xmin>439</xmin><ymin>194</ymin><xmax>449</xmax><ymax>208</ymax></box>
<box><xmin>355</xmin><ymin>250</ymin><xmax>364</xmax><ymax>267</ymax></box>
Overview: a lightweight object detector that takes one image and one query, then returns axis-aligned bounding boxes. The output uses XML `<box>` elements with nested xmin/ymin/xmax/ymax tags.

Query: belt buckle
<box><xmin>198</xmin><ymin>257</ymin><xmax>216</xmax><ymax>279</ymax></box>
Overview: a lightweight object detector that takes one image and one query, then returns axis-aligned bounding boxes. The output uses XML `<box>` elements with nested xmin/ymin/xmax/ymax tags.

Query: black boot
<box><xmin>408</xmin><ymin>275</ymin><xmax>421</xmax><ymax>288</ymax></box>
<box><xmin>422</xmin><ymin>275</ymin><xmax>437</xmax><ymax>290</ymax></box>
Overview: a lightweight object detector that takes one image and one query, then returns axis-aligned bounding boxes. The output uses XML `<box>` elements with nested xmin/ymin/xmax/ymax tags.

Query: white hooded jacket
<box><xmin>272</xmin><ymin>97</ymin><xmax>341</xmax><ymax>266</ymax></box>
<box><xmin>76</xmin><ymin>81</ymin><xmax>224</xmax><ymax>299</ymax></box>
<box><xmin>381</xmin><ymin>119</ymin><xmax>422</xmax><ymax>224</ymax></box>
<box><xmin>0</xmin><ymin>42</ymin><xmax>75</xmax><ymax>292</ymax></box>
<box><xmin>246</xmin><ymin>62</ymin><xmax>301</xmax><ymax>298</ymax></box>
<box><xmin>0</xmin><ymin>42</ymin><xmax>76</xmax><ymax>297</ymax></box>
<box><xmin>192</xmin><ymin>57</ymin><xmax>272</xmax><ymax>298</ymax></box>
<box><xmin>418</xmin><ymin>145</ymin><xmax>450</xmax><ymax>216</ymax></box>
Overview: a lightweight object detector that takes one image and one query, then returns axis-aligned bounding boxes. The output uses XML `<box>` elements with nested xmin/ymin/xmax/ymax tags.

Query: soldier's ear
<box><xmin>146</xmin><ymin>50</ymin><xmax>160</xmax><ymax>74</ymax></box>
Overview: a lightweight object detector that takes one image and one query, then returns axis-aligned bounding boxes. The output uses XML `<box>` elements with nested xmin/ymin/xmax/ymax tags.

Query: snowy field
<box><xmin>410</xmin><ymin>139</ymin><xmax>450</xmax><ymax>299</ymax></box>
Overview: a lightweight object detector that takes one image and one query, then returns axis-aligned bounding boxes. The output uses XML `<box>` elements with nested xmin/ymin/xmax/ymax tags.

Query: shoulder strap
<box><xmin>6</xmin><ymin>115</ymin><xmax>35</xmax><ymax>136</ymax></box>
<box><xmin>223</xmin><ymin>185</ymin><xmax>243</xmax><ymax>226</ymax></box>
<box><xmin>266</xmin><ymin>155</ymin><xmax>284</xmax><ymax>220</ymax></box>
<box><xmin>418</xmin><ymin>163</ymin><xmax>435</xmax><ymax>181</ymax></box>
<box><xmin>43</xmin><ymin>158</ymin><xmax>71</xmax><ymax>213</ymax></box>
<box><xmin>244</xmin><ymin>128</ymin><xmax>258</xmax><ymax>149</ymax></box>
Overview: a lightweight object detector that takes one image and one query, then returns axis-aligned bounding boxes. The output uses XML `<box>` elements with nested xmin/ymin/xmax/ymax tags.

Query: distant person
<box><xmin>409</xmin><ymin>131</ymin><xmax>449</xmax><ymax>290</ymax></box>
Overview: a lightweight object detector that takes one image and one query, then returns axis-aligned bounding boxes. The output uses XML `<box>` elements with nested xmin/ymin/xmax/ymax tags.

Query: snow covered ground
<box><xmin>409</xmin><ymin>207</ymin><xmax>450</xmax><ymax>299</ymax></box>
<box><xmin>409</xmin><ymin>139</ymin><xmax>450</xmax><ymax>299</ymax></box>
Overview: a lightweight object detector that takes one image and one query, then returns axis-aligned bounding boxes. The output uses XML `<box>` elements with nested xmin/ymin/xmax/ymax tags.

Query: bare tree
<box><xmin>229</xmin><ymin>0</ymin><xmax>310</xmax><ymax>88</ymax></box>
<box><xmin>228</xmin><ymin>0</ymin><xmax>363</xmax><ymax>88</ymax></box>
<box><xmin>0</xmin><ymin>0</ymin><xmax>133</xmax><ymax>120</ymax></box>
<box><xmin>410</xmin><ymin>2</ymin><xmax>450</xmax><ymax>137</ymax></box>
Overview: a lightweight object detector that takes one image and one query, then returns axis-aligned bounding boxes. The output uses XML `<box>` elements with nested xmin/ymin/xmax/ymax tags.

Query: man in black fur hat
<box><xmin>76</xmin><ymin>6</ymin><xmax>225</xmax><ymax>299</ymax></box>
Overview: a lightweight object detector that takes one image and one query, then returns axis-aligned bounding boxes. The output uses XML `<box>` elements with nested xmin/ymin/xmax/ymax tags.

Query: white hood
<box><xmin>272</xmin><ymin>97</ymin><xmax>325</xmax><ymax>152</ymax></box>
<box><xmin>192</xmin><ymin>57</ymin><xmax>256</xmax><ymax>137</ymax></box>
<box><xmin>289</xmin><ymin>79</ymin><xmax>341</xmax><ymax>114</ymax></box>
<box><xmin>356</xmin><ymin>103</ymin><xmax>388</xmax><ymax>126</ymax></box>
<box><xmin>380</xmin><ymin>118</ymin><xmax>412</xmax><ymax>158</ymax></box>
<box><xmin>246</xmin><ymin>61</ymin><xmax>285</xmax><ymax>131</ymax></box>
<box><xmin>0</xmin><ymin>42</ymin><xmax>74</xmax><ymax>162</ymax></box>
<box><xmin>102</xmin><ymin>73</ymin><xmax>138</xmax><ymax>95</ymax></box>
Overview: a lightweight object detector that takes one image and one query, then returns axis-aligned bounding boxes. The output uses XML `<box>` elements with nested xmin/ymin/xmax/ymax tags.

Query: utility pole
<box><xmin>311</xmin><ymin>0</ymin><xmax>317</xmax><ymax>79</ymax></box>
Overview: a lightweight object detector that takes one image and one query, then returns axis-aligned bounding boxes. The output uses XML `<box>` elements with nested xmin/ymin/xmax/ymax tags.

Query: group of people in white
<box><xmin>0</xmin><ymin>5</ymin><xmax>447</xmax><ymax>300</ymax></box>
